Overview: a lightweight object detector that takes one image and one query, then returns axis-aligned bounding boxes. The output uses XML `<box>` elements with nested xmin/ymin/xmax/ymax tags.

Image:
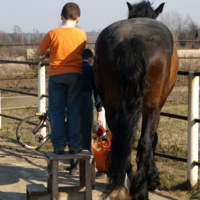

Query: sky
<box><xmin>0</xmin><ymin>0</ymin><xmax>199</xmax><ymax>33</ymax></box>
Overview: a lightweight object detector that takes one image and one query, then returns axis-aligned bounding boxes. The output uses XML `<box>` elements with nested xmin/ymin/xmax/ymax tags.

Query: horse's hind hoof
<box><xmin>131</xmin><ymin>188</ymin><xmax>149</xmax><ymax>200</ymax></box>
<box><xmin>147</xmin><ymin>172</ymin><xmax>160</xmax><ymax>191</ymax></box>
<box><xmin>131</xmin><ymin>194</ymin><xmax>149</xmax><ymax>200</ymax></box>
<box><xmin>148</xmin><ymin>180</ymin><xmax>160</xmax><ymax>191</ymax></box>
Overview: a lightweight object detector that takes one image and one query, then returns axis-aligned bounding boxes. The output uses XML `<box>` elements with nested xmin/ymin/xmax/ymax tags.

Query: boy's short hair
<box><xmin>82</xmin><ymin>49</ymin><xmax>94</xmax><ymax>60</ymax></box>
<box><xmin>61</xmin><ymin>2</ymin><xmax>80</xmax><ymax>20</ymax></box>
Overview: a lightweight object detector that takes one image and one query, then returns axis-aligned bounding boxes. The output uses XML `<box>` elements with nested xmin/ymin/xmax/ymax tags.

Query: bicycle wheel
<box><xmin>16</xmin><ymin>115</ymin><xmax>51</xmax><ymax>150</ymax></box>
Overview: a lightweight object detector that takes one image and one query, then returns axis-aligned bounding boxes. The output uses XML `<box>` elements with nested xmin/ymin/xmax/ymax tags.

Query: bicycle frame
<box><xmin>32</xmin><ymin>113</ymin><xmax>48</xmax><ymax>134</ymax></box>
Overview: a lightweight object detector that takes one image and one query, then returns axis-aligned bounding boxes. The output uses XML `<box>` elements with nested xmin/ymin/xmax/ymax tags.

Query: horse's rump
<box><xmin>95</xmin><ymin>18</ymin><xmax>174</xmax><ymax>109</ymax></box>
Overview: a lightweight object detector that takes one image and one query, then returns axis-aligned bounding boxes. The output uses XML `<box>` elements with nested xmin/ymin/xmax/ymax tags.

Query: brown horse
<box><xmin>94</xmin><ymin>1</ymin><xmax>178</xmax><ymax>200</ymax></box>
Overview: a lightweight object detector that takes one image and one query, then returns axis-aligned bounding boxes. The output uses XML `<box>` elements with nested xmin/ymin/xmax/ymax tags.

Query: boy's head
<box><xmin>82</xmin><ymin>49</ymin><xmax>94</xmax><ymax>65</ymax></box>
<box><xmin>61</xmin><ymin>2</ymin><xmax>80</xmax><ymax>21</ymax></box>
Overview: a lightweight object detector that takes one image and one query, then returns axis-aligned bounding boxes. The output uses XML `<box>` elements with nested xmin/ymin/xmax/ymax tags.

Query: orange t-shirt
<box><xmin>39</xmin><ymin>27</ymin><xmax>86</xmax><ymax>76</ymax></box>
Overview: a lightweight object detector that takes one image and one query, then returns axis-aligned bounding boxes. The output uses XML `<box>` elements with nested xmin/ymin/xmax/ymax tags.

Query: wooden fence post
<box><xmin>187</xmin><ymin>72</ymin><xmax>199</xmax><ymax>189</ymax></box>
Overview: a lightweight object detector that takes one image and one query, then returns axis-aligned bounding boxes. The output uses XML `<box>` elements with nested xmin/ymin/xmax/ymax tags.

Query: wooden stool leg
<box><xmin>85</xmin><ymin>157</ymin><xmax>92</xmax><ymax>200</ymax></box>
<box><xmin>47</xmin><ymin>160</ymin><xmax>59</xmax><ymax>200</ymax></box>
<box><xmin>47</xmin><ymin>161</ymin><xmax>53</xmax><ymax>189</ymax></box>
<box><xmin>79</xmin><ymin>159</ymin><xmax>86</xmax><ymax>186</ymax></box>
<box><xmin>26</xmin><ymin>188</ymin><xmax>30</xmax><ymax>200</ymax></box>
<box><xmin>92</xmin><ymin>158</ymin><xmax>95</xmax><ymax>189</ymax></box>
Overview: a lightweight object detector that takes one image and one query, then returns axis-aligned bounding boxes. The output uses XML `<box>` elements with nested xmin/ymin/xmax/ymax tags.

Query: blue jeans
<box><xmin>48</xmin><ymin>73</ymin><xmax>82</xmax><ymax>151</ymax></box>
<box><xmin>80</xmin><ymin>92</ymin><xmax>94</xmax><ymax>151</ymax></box>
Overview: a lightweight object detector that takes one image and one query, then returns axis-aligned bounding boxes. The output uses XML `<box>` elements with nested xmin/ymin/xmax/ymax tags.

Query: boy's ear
<box><xmin>61</xmin><ymin>14</ymin><xmax>64</xmax><ymax>20</ymax></box>
<box><xmin>76</xmin><ymin>17</ymin><xmax>80</xmax><ymax>23</ymax></box>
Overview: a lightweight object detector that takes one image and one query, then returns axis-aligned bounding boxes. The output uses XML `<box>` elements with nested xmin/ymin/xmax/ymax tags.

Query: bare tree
<box><xmin>159</xmin><ymin>12</ymin><xmax>200</xmax><ymax>41</ymax></box>
<box><xmin>13</xmin><ymin>25</ymin><xmax>22</xmax><ymax>43</ymax></box>
<box><xmin>184</xmin><ymin>15</ymin><xmax>199</xmax><ymax>37</ymax></box>
<box><xmin>159</xmin><ymin>11</ymin><xmax>184</xmax><ymax>40</ymax></box>
<box><xmin>0</xmin><ymin>31</ymin><xmax>12</xmax><ymax>44</ymax></box>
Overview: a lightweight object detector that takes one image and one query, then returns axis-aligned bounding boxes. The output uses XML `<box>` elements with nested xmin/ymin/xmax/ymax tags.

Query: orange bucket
<box><xmin>92</xmin><ymin>132</ymin><xmax>112</xmax><ymax>172</ymax></box>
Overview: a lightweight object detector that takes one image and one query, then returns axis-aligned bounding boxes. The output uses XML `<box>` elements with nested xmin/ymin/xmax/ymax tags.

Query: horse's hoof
<box><xmin>130</xmin><ymin>189</ymin><xmax>149</xmax><ymax>200</ymax></box>
<box><xmin>148</xmin><ymin>180</ymin><xmax>160</xmax><ymax>191</ymax></box>
<box><xmin>147</xmin><ymin>172</ymin><xmax>160</xmax><ymax>191</ymax></box>
<box><xmin>131</xmin><ymin>194</ymin><xmax>149</xmax><ymax>200</ymax></box>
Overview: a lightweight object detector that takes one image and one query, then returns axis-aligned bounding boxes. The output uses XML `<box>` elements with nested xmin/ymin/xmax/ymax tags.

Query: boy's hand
<box><xmin>44</xmin><ymin>50</ymin><xmax>50</xmax><ymax>57</ymax></box>
<box><xmin>97</xmin><ymin>111</ymin><xmax>104</xmax><ymax>126</ymax></box>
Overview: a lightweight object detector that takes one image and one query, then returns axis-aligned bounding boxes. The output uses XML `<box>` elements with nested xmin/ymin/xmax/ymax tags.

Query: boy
<box><xmin>69</xmin><ymin>49</ymin><xmax>106</xmax><ymax>178</ymax></box>
<box><xmin>80</xmin><ymin>48</ymin><xmax>104</xmax><ymax>151</ymax></box>
<box><xmin>36</xmin><ymin>3</ymin><xmax>86</xmax><ymax>154</ymax></box>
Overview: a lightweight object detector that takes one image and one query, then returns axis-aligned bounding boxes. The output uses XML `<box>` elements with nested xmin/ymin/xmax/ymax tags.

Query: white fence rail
<box><xmin>0</xmin><ymin>60</ymin><xmax>199</xmax><ymax>189</ymax></box>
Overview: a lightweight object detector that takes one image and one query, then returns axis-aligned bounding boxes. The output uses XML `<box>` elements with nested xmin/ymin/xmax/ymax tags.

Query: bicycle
<box><xmin>16</xmin><ymin>112</ymin><xmax>51</xmax><ymax>150</ymax></box>
<box><xmin>16</xmin><ymin>111</ymin><xmax>107</xmax><ymax>151</ymax></box>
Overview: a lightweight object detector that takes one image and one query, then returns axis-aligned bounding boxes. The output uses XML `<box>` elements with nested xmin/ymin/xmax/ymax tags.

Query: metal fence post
<box><xmin>187</xmin><ymin>72</ymin><xmax>199</xmax><ymax>189</ymax></box>
<box><xmin>0</xmin><ymin>91</ymin><xmax>1</xmax><ymax>129</ymax></box>
<box><xmin>38</xmin><ymin>63</ymin><xmax>46</xmax><ymax>114</ymax></box>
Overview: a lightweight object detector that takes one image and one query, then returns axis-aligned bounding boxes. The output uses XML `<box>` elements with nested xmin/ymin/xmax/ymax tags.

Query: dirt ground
<box><xmin>0</xmin><ymin>137</ymin><xmax>191</xmax><ymax>200</ymax></box>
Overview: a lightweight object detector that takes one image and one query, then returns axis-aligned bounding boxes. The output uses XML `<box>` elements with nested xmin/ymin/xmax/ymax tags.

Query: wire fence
<box><xmin>0</xmin><ymin>50</ymin><xmax>200</xmax><ymax>187</ymax></box>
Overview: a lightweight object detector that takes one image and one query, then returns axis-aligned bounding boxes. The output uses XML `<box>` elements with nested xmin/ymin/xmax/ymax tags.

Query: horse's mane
<box><xmin>128</xmin><ymin>1</ymin><xmax>156</xmax><ymax>19</ymax></box>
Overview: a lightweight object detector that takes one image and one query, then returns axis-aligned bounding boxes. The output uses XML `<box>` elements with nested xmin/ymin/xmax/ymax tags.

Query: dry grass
<box><xmin>1</xmin><ymin>103</ymin><xmax>199</xmax><ymax>199</ymax></box>
<box><xmin>0</xmin><ymin>108</ymin><xmax>53</xmax><ymax>150</ymax></box>
<box><xmin>156</xmin><ymin>101</ymin><xmax>200</xmax><ymax>199</ymax></box>
<box><xmin>133</xmin><ymin>100</ymin><xmax>200</xmax><ymax>199</ymax></box>
<box><xmin>156</xmin><ymin>159</ymin><xmax>200</xmax><ymax>199</ymax></box>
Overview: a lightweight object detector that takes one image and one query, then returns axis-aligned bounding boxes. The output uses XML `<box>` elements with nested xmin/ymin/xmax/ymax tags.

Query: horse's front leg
<box><xmin>130</xmin><ymin>110</ymin><xmax>160</xmax><ymax>200</ymax></box>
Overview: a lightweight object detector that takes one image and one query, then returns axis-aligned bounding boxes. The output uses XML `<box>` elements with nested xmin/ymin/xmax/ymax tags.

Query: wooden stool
<box><xmin>44</xmin><ymin>150</ymin><xmax>95</xmax><ymax>200</ymax></box>
<box><xmin>26</xmin><ymin>184</ymin><xmax>50</xmax><ymax>200</ymax></box>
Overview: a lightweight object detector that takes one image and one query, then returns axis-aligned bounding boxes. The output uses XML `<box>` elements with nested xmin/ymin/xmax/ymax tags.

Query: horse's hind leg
<box><xmin>130</xmin><ymin>110</ymin><xmax>160</xmax><ymax>199</ymax></box>
<box><xmin>147</xmin><ymin>131</ymin><xmax>160</xmax><ymax>190</ymax></box>
<box><xmin>141</xmin><ymin>109</ymin><xmax>160</xmax><ymax>190</ymax></box>
<box><xmin>141</xmin><ymin>112</ymin><xmax>160</xmax><ymax>191</ymax></box>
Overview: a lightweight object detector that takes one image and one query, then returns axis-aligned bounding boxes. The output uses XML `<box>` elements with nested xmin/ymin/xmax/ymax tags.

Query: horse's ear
<box><xmin>154</xmin><ymin>3</ymin><xmax>165</xmax><ymax>18</ymax></box>
<box><xmin>126</xmin><ymin>2</ymin><xmax>133</xmax><ymax>12</ymax></box>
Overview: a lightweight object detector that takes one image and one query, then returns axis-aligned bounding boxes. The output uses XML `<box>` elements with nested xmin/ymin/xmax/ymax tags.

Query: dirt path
<box><xmin>0</xmin><ymin>138</ymin><xmax>189</xmax><ymax>200</ymax></box>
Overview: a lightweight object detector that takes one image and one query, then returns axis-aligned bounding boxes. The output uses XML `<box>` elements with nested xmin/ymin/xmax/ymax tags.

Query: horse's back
<box><xmin>95</xmin><ymin>17</ymin><xmax>178</xmax><ymax>109</ymax></box>
<box><xmin>96</xmin><ymin>18</ymin><xmax>173</xmax><ymax>56</ymax></box>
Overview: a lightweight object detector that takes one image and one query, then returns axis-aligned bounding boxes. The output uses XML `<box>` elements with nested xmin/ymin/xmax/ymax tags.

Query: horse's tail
<box><xmin>104</xmin><ymin>38</ymin><xmax>148</xmax><ymax>197</ymax></box>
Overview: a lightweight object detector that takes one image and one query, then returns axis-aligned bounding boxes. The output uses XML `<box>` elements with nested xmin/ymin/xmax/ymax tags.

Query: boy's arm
<box><xmin>35</xmin><ymin>32</ymin><xmax>51</xmax><ymax>57</ymax></box>
<box><xmin>93</xmin><ymin>77</ymin><xmax>102</xmax><ymax>112</ymax></box>
<box><xmin>91</xmin><ymin>67</ymin><xmax>105</xmax><ymax>126</ymax></box>
<box><xmin>36</xmin><ymin>47</ymin><xmax>44</xmax><ymax>56</ymax></box>
<box><xmin>36</xmin><ymin>47</ymin><xmax>50</xmax><ymax>57</ymax></box>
